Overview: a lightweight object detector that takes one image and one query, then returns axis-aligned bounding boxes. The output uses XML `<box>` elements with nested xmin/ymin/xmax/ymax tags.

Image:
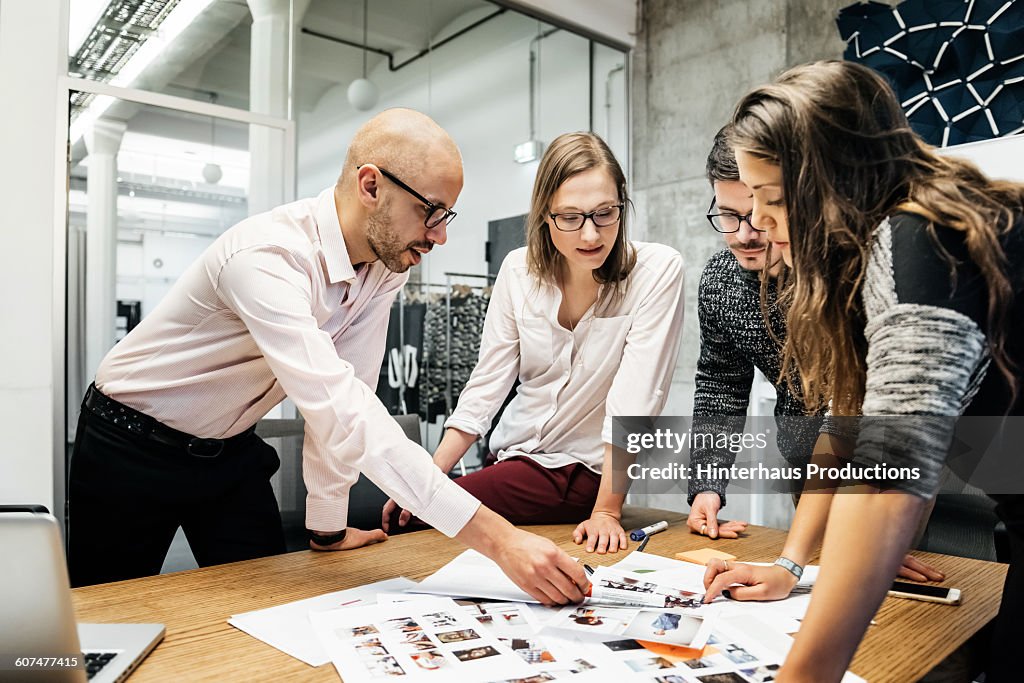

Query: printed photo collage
<box><xmin>312</xmin><ymin>595</ymin><xmax>619</xmax><ymax>683</ymax></box>
<box><xmin>588</xmin><ymin>628</ymin><xmax>785</xmax><ymax>683</ymax></box>
<box><xmin>407</xmin><ymin>597</ymin><xmax>604</xmax><ymax>682</ymax></box>
<box><xmin>313</xmin><ymin>596</ymin><xmax>538</xmax><ymax>682</ymax></box>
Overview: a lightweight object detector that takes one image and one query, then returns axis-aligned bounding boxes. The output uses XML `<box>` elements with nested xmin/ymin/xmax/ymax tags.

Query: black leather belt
<box><xmin>83</xmin><ymin>383</ymin><xmax>255</xmax><ymax>458</ymax></box>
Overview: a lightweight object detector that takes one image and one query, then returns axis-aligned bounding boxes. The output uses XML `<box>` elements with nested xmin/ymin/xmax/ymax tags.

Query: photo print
<box><xmin>696</xmin><ymin>673</ymin><xmax>750</xmax><ymax>683</ymax></box>
<box><xmin>363</xmin><ymin>654</ymin><xmax>406</xmax><ymax>678</ymax></box>
<box><xmin>436</xmin><ymin>628</ymin><xmax>481</xmax><ymax>644</ymax></box>
<box><xmin>453</xmin><ymin>645</ymin><xmax>501</xmax><ymax>662</ymax></box>
<box><xmin>409</xmin><ymin>650</ymin><xmax>447</xmax><ymax>671</ymax></box>
<box><xmin>625</xmin><ymin>656</ymin><xmax>675</xmax><ymax>672</ymax></box>
<box><xmin>741</xmin><ymin>663</ymin><xmax>780</xmax><ymax>682</ymax></box>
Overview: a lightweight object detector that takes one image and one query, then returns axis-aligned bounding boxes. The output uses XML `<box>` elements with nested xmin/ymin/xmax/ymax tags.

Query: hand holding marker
<box><xmin>630</xmin><ymin>520</ymin><xmax>668</xmax><ymax>551</ymax></box>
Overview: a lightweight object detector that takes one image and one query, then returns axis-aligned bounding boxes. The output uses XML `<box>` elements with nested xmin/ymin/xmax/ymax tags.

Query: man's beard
<box><xmin>365</xmin><ymin>201</ymin><xmax>432</xmax><ymax>273</ymax></box>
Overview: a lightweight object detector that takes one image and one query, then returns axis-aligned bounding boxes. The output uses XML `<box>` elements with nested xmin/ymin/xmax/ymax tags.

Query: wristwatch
<box><xmin>774</xmin><ymin>556</ymin><xmax>804</xmax><ymax>580</ymax></box>
<box><xmin>307</xmin><ymin>529</ymin><xmax>347</xmax><ymax>546</ymax></box>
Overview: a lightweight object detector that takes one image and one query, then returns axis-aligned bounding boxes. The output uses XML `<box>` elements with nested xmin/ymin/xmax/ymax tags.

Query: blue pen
<box><xmin>629</xmin><ymin>520</ymin><xmax>668</xmax><ymax>542</ymax></box>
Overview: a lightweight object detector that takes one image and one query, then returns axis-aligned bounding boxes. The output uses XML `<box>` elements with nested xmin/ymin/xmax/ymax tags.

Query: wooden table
<box><xmin>71</xmin><ymin>508</ymin><xmax>1006</xmax><ymax>682</ymax></box>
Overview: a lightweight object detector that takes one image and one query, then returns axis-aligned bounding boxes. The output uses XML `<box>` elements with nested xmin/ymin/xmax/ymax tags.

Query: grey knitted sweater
<box><xmin>689</xmin><ymin>250</ymin><xmax>821</xmax><ymax>505</ymax></box>
<box><xmin>851</xmin><ymin>212</ymin><xmax>1024</xmax><ymax>497</ymax></box>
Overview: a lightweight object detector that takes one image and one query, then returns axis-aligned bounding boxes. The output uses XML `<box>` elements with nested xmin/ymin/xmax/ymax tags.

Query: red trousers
<box><xmin>394</xmin><ymin>455</ymin><xmax>601</xmax><ymax>531</ymax></box>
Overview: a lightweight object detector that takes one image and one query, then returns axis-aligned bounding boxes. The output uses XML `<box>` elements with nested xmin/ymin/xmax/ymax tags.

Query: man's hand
<box><xmin>381</xmin><ymin>498</ymin><xmax>411</xmax><ymax>533</ymax></box>
<box><xmin>687</xmin><ymin>491</ymin><xmax>748</xmax><ymax>539</ymax></box>
<box><xmin>494</xmin><ymin>528</ymin><xmax>590</xmax><ymax>606</ymax></box>
<box><xmin>899</xmin><ymin>553</ymin><xmax>945</xmax><ymax>582</ymax></box>
<box><xmin>309</xmin><ymin>527</ymin><xmax>387</xmax><ymax>551</ymax></box>
<box><xmin>573</xmin><ymin>511</ymin><xmax>628</xmax><ymax>554</ymax></box>
<box><xmin>702</xmin><ymin>558</ymin><xmax>798</xmax><ymax>602</ymax></box>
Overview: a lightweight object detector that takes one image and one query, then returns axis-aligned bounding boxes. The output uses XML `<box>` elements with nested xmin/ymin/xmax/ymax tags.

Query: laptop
<box><xmin>0</xmin><ymin>511</ymin><xmax>164</xmax><ymax>682</ymax></box>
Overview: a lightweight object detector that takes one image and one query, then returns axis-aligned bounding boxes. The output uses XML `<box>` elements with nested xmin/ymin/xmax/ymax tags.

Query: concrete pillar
<box><xmin>629</xmin><ymin>0</ymin><xmax>850</xmax><ymax>524</ymax></box>
<box><xmin>83</xmin><ymin>118</ymin><xmax>126</xmax><ymax>383</ymax></box>
<box><xmin>246</xmin><ymin>0</ymin><xmax>309</xmax><ymax>214</ymax></box>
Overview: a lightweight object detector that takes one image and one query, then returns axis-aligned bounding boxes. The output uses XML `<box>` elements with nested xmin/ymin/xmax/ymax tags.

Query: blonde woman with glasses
<box><xmin>383</xmin><ymin>132</ymin><xmax>684</xmax><ymax>553</ymax></box>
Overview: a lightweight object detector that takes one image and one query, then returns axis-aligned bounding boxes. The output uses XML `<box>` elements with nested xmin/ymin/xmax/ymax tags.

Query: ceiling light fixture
<box><xmin>515</xmin><ymin>23</ymin><xmax>550</xmax><ymax>164</ymax></box>
<box><xmin>347</xmin><ymin>0</ymin><xmax>379</xmax><ymax>111</ymax></box>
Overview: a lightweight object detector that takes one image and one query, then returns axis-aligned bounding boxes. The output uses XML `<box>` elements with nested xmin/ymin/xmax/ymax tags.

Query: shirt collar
<box><xmin>316</xmin><ymin>187</ymin><xmax>357</xmax><ymax>284</ymax></box>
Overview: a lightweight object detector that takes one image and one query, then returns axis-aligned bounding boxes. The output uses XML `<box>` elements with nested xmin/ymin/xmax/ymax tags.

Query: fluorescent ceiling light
<box><xmin>70</xmin><ymin>0</ymin><xmax>216</xmax><ymax>146</ymax></box>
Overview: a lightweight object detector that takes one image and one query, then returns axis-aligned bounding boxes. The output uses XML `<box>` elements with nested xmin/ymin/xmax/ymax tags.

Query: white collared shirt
<box><xmin>96</xmin><ymin>187</ymin><xmax>480</xmax><ymax>536</ymax></box>
<box><xmin>445</xmin><ymin>242</ymin><xmax>685</xmax><ymax>471</ymax></box>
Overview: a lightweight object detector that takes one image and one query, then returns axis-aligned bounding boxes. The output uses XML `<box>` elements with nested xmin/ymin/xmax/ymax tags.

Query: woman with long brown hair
<box><xmin>702</xmin><ymin>60</ymin><xmax>1024</xmax><ymax>681</ymax></box>
<box><xmin>383</xmin><ymin>132</ymin><xmax>685</xmax><ymax>554</ymax></box>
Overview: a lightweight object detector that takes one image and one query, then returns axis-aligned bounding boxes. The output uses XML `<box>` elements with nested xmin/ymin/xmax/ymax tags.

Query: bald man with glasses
<box><xmin>69</xmin><ymin>109</ymin><xmax>590</xmax><ymax>607</ymax></box>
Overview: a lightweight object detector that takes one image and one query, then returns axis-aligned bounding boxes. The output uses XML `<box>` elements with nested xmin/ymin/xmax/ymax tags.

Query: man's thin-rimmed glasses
<box><xmin>706</xmin><ymin>197</ymin><xmax>764</xmax><ymax>234</ymax></box>
<box><xmin>548</xmin><ymin>204</ymin><xmax>623</xmax><ymax>232</ymax></box>
<box><xmin>358</xmin><ymin>165</ymin><xmax>457</xmax><ymax>229</ymax></box>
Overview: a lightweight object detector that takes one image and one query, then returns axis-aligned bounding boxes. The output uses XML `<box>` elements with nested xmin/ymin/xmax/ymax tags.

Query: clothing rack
<box><xmin>443</xmin><ymin>272</ymin><xmax>495</xmax><ymax>417</ymax></box>
<box><xmin>394</xmin><ymin>281</ymin><xmax>449</xmax><ymax>416</ymax></box>
<box><xmin>384</xmin><ymin>275</ymin><xmax>495</xmax><ymax>476</ymax></box>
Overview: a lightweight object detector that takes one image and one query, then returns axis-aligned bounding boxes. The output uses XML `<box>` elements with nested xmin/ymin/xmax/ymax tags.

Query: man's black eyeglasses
<box><xmin>706</xmin><ymin>197</ymin><xmax>764</xmax><ymax>234</ymax></box>
<box><xmin>358</xmin><ymin>165</ymin><xmax>457</xmax><ymax>229</ymax></box>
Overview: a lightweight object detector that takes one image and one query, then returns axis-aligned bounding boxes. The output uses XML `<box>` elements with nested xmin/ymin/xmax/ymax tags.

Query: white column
<box><xmin>246</xmin><ymin>0</ymin><xmax>309</xmax><ymax>215</ymax></box>
<box><xmin>82</xmin><ymin>118</ymin><xmax>126</xmax><ymax>382</ymax></box>
<box><xmin>0</xmin><ymin>0</ymin><xmax>66</xmax><ymax>516</ymax></box>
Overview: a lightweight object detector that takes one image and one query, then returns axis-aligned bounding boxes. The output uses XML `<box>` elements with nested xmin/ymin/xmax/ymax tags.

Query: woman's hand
<box><xmin>702</xmin><ymin>558</ymin><xmax>799</xmax><ymax>602</ymax></box>
<box><xmin>899</xmin><ymin>554</ymin><xmax>945</xmax><ymax>582</ymax></box>
<box><xmin>573</xmin><ymin>511</ymin><xmax>629</xmax><ymax>554</ymax></box>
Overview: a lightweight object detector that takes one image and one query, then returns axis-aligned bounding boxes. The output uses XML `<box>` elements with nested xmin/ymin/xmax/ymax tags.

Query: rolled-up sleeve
<box><xmin>603</xmin><ymin>251</ymin><xmax>686</xmax><ymax>443</ymax></box>
<box><xmin>216</xmin><ymin>246</ymin><xmax>480</xmax><ymax>536</ymax></box>
<box><xmin>444</xmin><ymin>257</ymin><xmax>521</xmax><ymax>437</ymax></box>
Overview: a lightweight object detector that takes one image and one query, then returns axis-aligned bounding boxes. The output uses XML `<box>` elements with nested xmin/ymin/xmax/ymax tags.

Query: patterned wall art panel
<box><xmin>837</xmin><ymin>0</ymin><xmax>1024</xmax><ymax>146</ymax></box>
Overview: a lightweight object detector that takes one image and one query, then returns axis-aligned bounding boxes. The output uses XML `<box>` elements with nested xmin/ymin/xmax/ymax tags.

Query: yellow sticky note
<box><xmin>675</xmin><ymin>548</ymin><xmax>737</xmax><ymax>566</ymax></box>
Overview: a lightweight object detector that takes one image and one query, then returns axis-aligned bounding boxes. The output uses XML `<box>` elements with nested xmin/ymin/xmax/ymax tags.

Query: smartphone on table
<box><xmin>888</xmin><ymin>581</ymin><xmax>960</xmax><ymax>605</ymax></box>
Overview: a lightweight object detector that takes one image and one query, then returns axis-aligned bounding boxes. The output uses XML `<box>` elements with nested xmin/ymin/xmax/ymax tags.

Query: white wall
<box><xmin>297</xmin><ymin>10</ymin><xmax>627</xmax><ymax>284</ymax></box>
<box><xmin>0</xmin><ymin>0</ymin><xmax>67</xmax><ymax>514</ymax></box>
<box><xmin>942</xmin><ymin>134</ymin><xmax>1024</xmax><ymax>182</ymax></box>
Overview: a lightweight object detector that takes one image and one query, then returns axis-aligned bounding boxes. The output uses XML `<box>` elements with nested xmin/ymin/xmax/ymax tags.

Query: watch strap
<box><xmin>774</xmin><ymin>556</ymin><xmax>804</xmax><ymax>580</ymax></box>
<box><xmin>307</xmin><ymin>528</ymin><xmax>347</xmax><ymax>546</ymax></box>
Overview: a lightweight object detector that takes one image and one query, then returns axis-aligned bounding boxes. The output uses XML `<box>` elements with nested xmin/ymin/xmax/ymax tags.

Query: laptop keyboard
<box><xmin>83</xmin><ymin>651</ymin><xmax>118</xmax><ymax>679</ymax></box>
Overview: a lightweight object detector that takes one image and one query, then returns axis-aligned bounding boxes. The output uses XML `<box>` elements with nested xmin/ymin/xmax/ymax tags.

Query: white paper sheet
<box><xmin>410</xmin><ymin>549</ymin><xmax>538</xmax><ymax>603</ymax></box>
<box><xmin>310</xmin><ymin>596</ymin><xmax>537</xmax><ymax>683</ymax></box>
<box><xmin>227</xmin><ymin>577</ymin><xmax>417</xmax><ymax>666</ymax></box>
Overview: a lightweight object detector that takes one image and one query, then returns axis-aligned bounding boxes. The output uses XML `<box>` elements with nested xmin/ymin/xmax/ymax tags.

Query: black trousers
<box><xmin>988</xmin><ymin>494</ymin><xmax>1024</xmax><ymax>682</ymax></box>
<box><xmin>68</xmin><ymin>405</ymin><xmax>286</xmax><ymax>587</ymax></box>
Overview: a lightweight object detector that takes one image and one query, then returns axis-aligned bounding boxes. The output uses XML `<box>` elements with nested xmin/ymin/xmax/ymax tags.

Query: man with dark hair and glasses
<box><xmin>687</xmin><ymin>128</ymin><xmax>944</xmax><ymax>585</ymax></box>
<box><xmin>687</xmin><ymin>124</ymin><xmax>783</xmax><ymax>540</ymax></box>
<box><xmin>68</xmin><ymin>108</ymin><xmax>591</xmax><ymax>607</ymax></box>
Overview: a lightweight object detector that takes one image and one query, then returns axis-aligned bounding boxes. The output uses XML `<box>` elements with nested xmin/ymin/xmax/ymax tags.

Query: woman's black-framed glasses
<box><xmin>706</xmin><ymin>197</ymin><xmax>764</xmax><ymax>234</ymax></box>
<box><xmin>548</xmin><ymin>204</ymin><xmax>623</xmax><ymax>232</ymax></box>
<box><xmin>359</xmin><ymin>165</ymin><xmax>457</xmax><ymax>229</ymax></box>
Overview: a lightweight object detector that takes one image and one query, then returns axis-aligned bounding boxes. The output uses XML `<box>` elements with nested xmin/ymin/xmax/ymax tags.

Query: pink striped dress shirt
<box><xmin>96</xmin><ymin>187</ymin><xmax>480</xmax><ymax>536</ymax></box>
